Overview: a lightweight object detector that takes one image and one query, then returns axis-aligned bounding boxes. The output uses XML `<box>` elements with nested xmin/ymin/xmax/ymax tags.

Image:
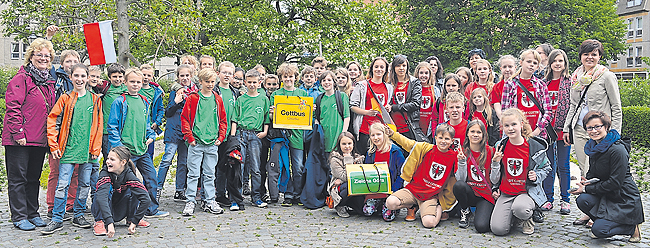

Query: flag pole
<box><xmin>58</xmin><ymin>20</ymin><xmax>115</xmax><ymax>29</ymax></box>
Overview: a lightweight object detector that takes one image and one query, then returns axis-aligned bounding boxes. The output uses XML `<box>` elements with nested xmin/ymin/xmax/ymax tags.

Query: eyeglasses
<box><xmin>585</xmin><ymin>124</ymin><xmax>604</xmax><ymax>132</ymax></box>
<box><xmin>33</xmin><ymin>53</ymin><xmax>51</xmax><ymax>59</ymax></box>
<box><xmin>266</xmin><ymin>83</ymin><xmax>278</xmax><ymax>86</ymax></box>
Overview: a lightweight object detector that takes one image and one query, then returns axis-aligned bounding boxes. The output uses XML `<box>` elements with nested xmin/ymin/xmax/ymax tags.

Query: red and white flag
<box><xmin>83</xmin><ymin>20</ymin><xmax>117</xmax><ymax>65</ymax></box>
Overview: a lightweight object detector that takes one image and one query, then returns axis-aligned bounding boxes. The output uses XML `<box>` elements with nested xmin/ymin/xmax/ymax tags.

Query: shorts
<box><xmin>391</xmin><ymin>188</ymin><xmax>439</xmax><ymax>218</ymax></box>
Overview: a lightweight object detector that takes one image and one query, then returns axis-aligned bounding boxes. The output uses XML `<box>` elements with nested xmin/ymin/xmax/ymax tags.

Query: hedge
<box><xmin>623</xmin><ymin>106</ymin><xmax>650</xmax><ymax>147</ymax></box>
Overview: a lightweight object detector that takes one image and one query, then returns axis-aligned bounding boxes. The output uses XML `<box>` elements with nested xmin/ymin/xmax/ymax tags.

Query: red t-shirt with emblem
<box><xmin>420</xmin><ymin>86</ymin><xmax>435</xmax><ymax>131</ymax></box>
<box><xmin>466</xmin><ymin>148</ymin><xmax>495</xmax><ymax>204</ymax></box>
<box><xmin>405</xmin><ymin>148</ymin><xmax>458</xmax><ymax>201</ymax></box>
<box><xmin>490</xmin><ymin>80</ymin><xmax>505</xmax><ymax>106</ymax></box>
<box><xmin>464</xmin><ymin>82</ymin><xmax>489</xmax><ymax>101</ymax></box>
<box><xmin>449</xmin><ymin>119</ymin><xmax>468</xmax><ymax>151</ymax></box>
<box><xmin>517</xmin><ymin>78</ymin><xmax>541</xmax><ymax>130</ymax></box>
<box><xmin>374</xmin><ymin>149</ymin><xmax>390</xmax><ymax>164</ymax></box>
<box><xmin>500</xmin><ymin>140</ymin><xmax>530</xmax><ymax>196</ymax></box>
<box><xmin>471</xmin><ymin>111</ymin><xmax>487</xmax><ymax>129</ymax></box>
<box><xmin>360</xmin><ymin>80</ymin><xmax>389</xmax><ymax>135</ymax></box>
<box><xmin>547</xmin><ymin>78</ymin><xmax>563</xmax><ymax>140</ymax></box>
<box><xmin>391</xmin><ymin>81</ymin><xmax>409</xmax><ymax>133</ymax></box>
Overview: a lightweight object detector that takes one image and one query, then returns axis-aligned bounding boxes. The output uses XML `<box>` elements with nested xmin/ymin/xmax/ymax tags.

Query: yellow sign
<box><xmin>273</xmin><ymin>95</ymin><xmax>313</xmax><ymax>130</ymax></box>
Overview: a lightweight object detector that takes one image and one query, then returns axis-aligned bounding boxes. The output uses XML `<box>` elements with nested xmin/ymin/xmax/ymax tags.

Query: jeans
<box><xmin>5</xmin><ymin>146</ymin><xmax>47</xmax><ymax>222</ymax></box>
<box><xmin>90</xmin><ymin>162</ymin><xmax>100</xmax><ymax>200</ymax></box>
<box><xmin>157</xmin><ymin>141</ymin><xmax>188</xmax><ymax>192</ymax></box>
<box><xmin>240</xmin><ymin>130</ymin><xmax>263</xmax><ymax>202</ymax></box>
<box><xmin>53</xmin><ymin>163</ymin><xmax>91</xmax><ymax>222</ymax></box>
<box><xmin>147</xmin><ymin>140</ymin><xmax>155</xmax><ymax>161</ymax></box>
<box><xmin>453</xmin><ymin>181</ymin><xmax>494</xmax><ymax>233</ymax></box>
<box><xmin>286</xmin><ymin>147</ymin><xmax>304</xmax><ymax>200</ymax></box>
<box><xmin>577</xmin><ymin>193</ymin><xmax>636</xmax><ymax>238</ymax></box>
<box><xmin>543</xmin><ymin>142</ymin><xmax>571</xmax><ymax>203</ymax></box>
<box><xmin>46</xmin><ymin>156</ymin><xmax>77</xmax><ymax>212</ymax></box>
<box><xmin>131</xmin><ymin>153</ymin><xmax>160</xmax><ymax>215</ymax></box>
<box><xmin>185</xmin><ymin>143</ymin><xmax>218</xmax><ymax>203</ymax></box>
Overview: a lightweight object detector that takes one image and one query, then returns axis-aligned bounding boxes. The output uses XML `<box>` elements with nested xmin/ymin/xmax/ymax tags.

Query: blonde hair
<box><xmin>180</xmin><ymin>54</ymin><xmax>199</xmax><ymax>69</ymax></box>
<box><xmin>218</xmin><ymin>61</ymin><xmax>235</xmax><ymax>72</ymax></box>
<box><xmin>139</xmin><ymin>64</ymin><xmax>154</xmax><ymax>71</ymax></box>
<box><xmin>198</xmin><ymin>68</ymin><xmax>218</xmax><ymax>81</ymax></box>
<box><xmin>60</xmin><ymin>50</ymin><xmax>80</xmax><ymax>63</ymax></box>
<box><xmin>124</xmin><ymin>67</ymin><xmax>143</xmax><ymax>81</ymax></box>
<box><xmin>333</xmin><ymin>67</ymin><xmax>352</xmax><ymax>95</ymax></box>
<box><xmin>277</xmin><ymin>63</ymin><xmax>299</xmax><ymax>78</ymax></box>
<box><xmin>88</xmin><ymin>65</ymin><xmax>102</xmax><ymax>73</ymax></box>
<box><xmin>501</xmin><ymin>108</ymin><xmax>532</xmax><ymax>138</ymax></box>
<box><xmin>24</xmin><ymin>38</ymin><xmax>54</xmax><ymax>67</ymax></box>
<box><xmin>469</xmin><ymin>88</ymin><xmax>494</xmax><ymax>124</ymax></box>
<box><xmin>445</xmin><ymin>91</ymin><xmax>466</xmax><ymax>105</ymax></box>
<box><xmin>474</xmin><ymin>59</ymin><xmax>494</xmax><ymax>94</ymax></box>
<box><xmin>496</xmin><ymin>55</ymin><xmax>517</xmax><ymax>82</ymax></box>
<box><xmin>414</xmin><ymin>62</ymin><xmax>435</xmax><ymax>86</ymax></box>
<box><xmin>368</xmin><ymin>123</ymin><xmax>392</xmax><ymax>154</ymax></box>
<box><xmin>512</xmin><ymin>49</ymin><xmax>542</xmax><ymax>80</ymax></box>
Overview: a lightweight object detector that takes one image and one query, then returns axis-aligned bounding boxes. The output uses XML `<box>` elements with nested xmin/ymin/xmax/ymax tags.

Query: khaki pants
<box><xmin>572</xmin><ymin>124</ymin><xmax>590</xmax><ymax>177</ymax></box>
<box><xmin>490</xmin><ymin>193</ymin><xmax>535</xmax><ymax>236</ymax></box>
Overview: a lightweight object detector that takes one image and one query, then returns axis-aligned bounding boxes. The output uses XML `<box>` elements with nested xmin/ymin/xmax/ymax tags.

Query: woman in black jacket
<box><xmin>387</xmin><ymin>55</ymin><xmax>428</xmax><ymax>144</ymax></box>
<box><xmin>571</xmin><ymin>111</ymin><xmax>643</xmax><ymax>242</ymax></box>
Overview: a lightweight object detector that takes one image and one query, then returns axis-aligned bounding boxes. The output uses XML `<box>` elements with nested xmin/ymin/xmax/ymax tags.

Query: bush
<box><xmin>0</xmin><ymin>98</ymin><xmax>5</xmax><ymax>133</ymax></box>
<box><xmin>622</xmin><ymin>106</ymin><xmax>650</xmax><ymax>147</ymax></box>
<box><xmin>619</xmin><ymin>77</ymin><xmax>650</xmax><ymax>107</ymax></box>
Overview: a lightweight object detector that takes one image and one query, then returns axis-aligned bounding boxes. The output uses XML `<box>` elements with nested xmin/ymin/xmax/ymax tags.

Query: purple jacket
<box><xmin>2</xmin><ymin>66</ymin><xmax>56</xmax><ymax>147</ymax></box>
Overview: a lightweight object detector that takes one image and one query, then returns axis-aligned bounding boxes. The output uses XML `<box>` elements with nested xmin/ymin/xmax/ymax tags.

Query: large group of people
<box><xmin>2</xmin><ymin>34</ymin><xmax>644</xmax><ymax>242</ymax></box>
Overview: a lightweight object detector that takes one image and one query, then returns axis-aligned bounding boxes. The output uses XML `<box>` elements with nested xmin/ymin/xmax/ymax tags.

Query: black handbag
<box><xmin>514</xmin><ymin>79</ymin><xmax>558</xmax><ymax>143</ymax></box>
<box><xmin>566</xmin><ymin>84</ymin><xmax>592</xmax><ymax>144</ymax></box>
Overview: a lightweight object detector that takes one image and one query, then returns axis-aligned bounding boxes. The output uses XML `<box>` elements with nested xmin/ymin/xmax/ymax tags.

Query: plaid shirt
<box><xmin>501</xmin><ymin>75</ymin><xmax>552</xmax><ymax>138</ymax></box>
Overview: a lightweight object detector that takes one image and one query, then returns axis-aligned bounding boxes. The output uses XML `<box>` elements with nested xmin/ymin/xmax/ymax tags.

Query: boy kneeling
<box><xmin>384</xmin><ymin>124</ymin><xmax>458</xmax><ymax>228</ymax></box>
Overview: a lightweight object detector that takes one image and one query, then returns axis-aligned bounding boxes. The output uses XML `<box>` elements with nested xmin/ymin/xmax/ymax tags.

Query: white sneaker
<box><xmin>204</xmin><ymin>200</ymin><xmax>224</xmax><ymax>214</ymax></box>
<box><xmin>522</xmin><ymin>218</ymin><xmax>535</xmax><ymax>235</ymax></box>
<box><xmin>182</xmin><ymin>201</ymin><xmax>195</xmax><ymax>216</ymax></box>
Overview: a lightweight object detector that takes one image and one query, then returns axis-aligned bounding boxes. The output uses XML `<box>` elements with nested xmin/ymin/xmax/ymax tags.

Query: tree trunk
<box><xmin>116</xmin><ymin>0</ymin><xmax>129</xmax><ymax>66</ymax></box>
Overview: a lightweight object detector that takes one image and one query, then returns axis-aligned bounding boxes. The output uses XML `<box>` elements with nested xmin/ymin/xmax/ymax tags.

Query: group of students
<box><xmin>5</xmin><ymin>36</ymin><xmax>641</xmax><ymax>241</ymax></box>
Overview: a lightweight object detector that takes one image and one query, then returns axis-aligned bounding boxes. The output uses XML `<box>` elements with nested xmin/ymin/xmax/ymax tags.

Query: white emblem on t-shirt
<box><xmin>507</xmin><ymin>158</ymin><xmax>524</xmax><ymax>176</ymax></box>
<box><xmin>395</xmin><ymin>92</ymin><xmax>406</xmax><ymax>104</ymax></box>
<box><xmin>521</xmin><ymin>92</ymin><xmax>535</xmax><ymax>108</ymax></box>
<box><xmin>422</xmin><ymin>96</ymin><xmax>431</xmax><ymax>109</ymax></box>
<box><xmin>470</xmin><ymin>164</ymin><xmax>482</xmax><ymax>181</ymax></box>
<box><xmin>429</xmin><ymin>162</ymin><xmax>446</xmax><ymax>181</ymax></box>
<box><xmin>376</xmin><ymin>94</ymin><xmax>386</xmax><ymax>105</ymax></box>
<box><xmin>549</xmin><ymin>91</ymin><xmax>559</xmax><ymax>107</ymax></box>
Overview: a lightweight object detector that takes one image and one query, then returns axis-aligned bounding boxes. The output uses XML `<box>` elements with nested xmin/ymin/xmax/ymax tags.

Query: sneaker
<box><xmin>182</xmin><ymin>202</ymin><xmax>195</xmax><ymax>216</ymax></box>
<box><xmin>281</xmin><ymin>198</ymin><xmax>293</xmax><ymax>207</ymax></box>
<box><xmin>335</xmin><ymin>205</ymin><xmax>350</xmax><ymax>218</ymax></box>
<box><xmin>381</xmin><ymin>205</ymin><xmax>396</xmax><ymax>222</ymax></box>
<box><xmin>254</xmin><ymin>200</ymin><xmax>268</xmax><ymax>208</ymax></box>
<box><xmin>40</xmin><ymin>221</ymin><xmax>63</xmax><ymax>235</ymax></box>
<box><xmin>459</xmin><ymin>208</ymin><xmax>471</xmax><ymax>228</ymax></box>
<box><xmin>362</xmin><ymin>199</ymin><xmax>377</xmax><ymax>216</ymax></box>
<box><xmin>173</xmin><ymin>191</ymin><xmax>187</xmax><ymax>202</ymax></box>
<box><xmin>230</xmin><ymin>203</ymin><xmax>240</xmax><ymax>211</ymax></box>
<box><xmin>532</xmin><ymin>208</ymin><xmax>544</xmax><ymax>223</ymax></box>
<box><xmin>405</xmin><ymin>206</ymin><xmax>417</xmax><ymax>222</ymax></box>
<box><xmin>14</xmin><ymin>219</ymin><xmax>36</xmax><ymax>231</ymax></box>
<box><xmin>216</xmin><ymin>196</ymin><xmax>230</xmax><ymax>207</ymax></box>
<box><xmin>540</xmin><ymin>201</ymin><xmax>553</xmax><ymax>211</ymax></box>
<box><xmin>293</xmin><ymin>199</ymin><xmax>303</xmax><ymax>206</ymax></box>
<box><xmin>72</xmin><ymin>216</ymin><xmax>92</xmax><ymax>228</ymax></box>
<box><xmin>29</xmin><ymin>217</ymin><xmax>47</xmax><ymax>227</ymax></box>
<box><xmin>261</xmin><ymin>194</ymin><xmax>270</xmax><ymax>203</ymax></box>
<box><xmin>127</xmin><ymin>219</ymin><xmax>151</xmax><ymax>228</ymax></box>
<box><xmin>522</xmin><ymin>218</ymin><xmax>535</xmax><ymax>235</ymax></box>
<box><xmin>243</xmin><ymin>184</ymin><xmax>251</xmax><ymax>196</ymax></box>
<box><xmin>560</xmin><ymin>201</ymin><xmax>571</xmax><ymax>215</ymax></box>
<box><xmin>147</xmin><ymin>211</ymin><xmax>170</xmax><ymax>218</ymax></box>
<box><xmin>93</xmin><ymin>220</ymin><xmax>107</xmax><ymax>236</ymax></box>
<box><xmin>441</xmin><ymin>212</ymin><xmax>449</xmax><ymax>221</ymax></box>
<box><xmin>269</xmin><ymin>199</ymin><xmax>279</xmax><ymax>204</ymax></box>
<box><xmin>204</xmin><ymin>201</ymin><xmax>224</xmax><ymax>214</ymax></box>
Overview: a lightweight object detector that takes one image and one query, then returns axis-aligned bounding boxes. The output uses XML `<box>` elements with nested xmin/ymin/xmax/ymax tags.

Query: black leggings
<box><xmin>357</xmin><ymin>133</ymin><xmax>370</xmax><ymax>157</ymax></box>
<box><xmin>338</xmin><ymin>183</ymin><xmax>366</xmax><ymax>215</ymax></box>
<box><xmin>453</xmin><ymin>181</ymin><xmax>494</xmax><ymax>233</ymax></box>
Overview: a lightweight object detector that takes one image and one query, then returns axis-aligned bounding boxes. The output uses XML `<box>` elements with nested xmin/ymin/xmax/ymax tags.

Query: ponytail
<box><xmin>110</xmin><ymin>146</ymin><xmax>136</xmax><ymax>173</ymax></box>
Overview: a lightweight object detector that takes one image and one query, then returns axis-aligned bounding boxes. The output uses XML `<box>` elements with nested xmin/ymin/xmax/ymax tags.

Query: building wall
<box><xmin>610</xmin><ymin>0</ymin><xmax>650</xmax><ymax>79</ymax></box>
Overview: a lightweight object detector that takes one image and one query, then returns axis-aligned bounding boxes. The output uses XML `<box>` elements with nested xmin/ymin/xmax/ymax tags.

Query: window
<box><xmin>22</xmin><ymin>43</ymin><xmax>28</xmax><ymax>59</ymax></box>
<box><xmin>11</xmin><ymin>42</ymin><xmax>20</xmax><ymax>59</ymax></box>
<box><xmin>627</xmin><ymin>47</ymin><xmax>635</xmax><ymax>67</ymax></box>
<box><xmin>628</xmin><ymin>0</ymin><xmax>634</xmax><ymax>7</ymax></box>
<box><xmin>635</xmin><ymin>0</ymin><xmax>642</xmax><ymax>6</ymax></box>
<box><xmin>637</xmin><ymin>17</ymin><xmax>643</xmax><ymax>37</ymax></box>
<box><xmin>629</xmin><ymin>19</ymin><xmax>635</xmax><ymax>38</ymax></box>
<box><xmin>637</xmin><ymin>47</ymin><xmax>643</xmax><ymax>66</ymax></box>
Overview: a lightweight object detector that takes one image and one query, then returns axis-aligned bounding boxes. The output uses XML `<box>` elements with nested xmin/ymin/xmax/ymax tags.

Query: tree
<box><xmin>0</xmin><ymin>0</ymin><xmax>201</xmax><ymax>66</ymax></box>
<box><xmin>200</xmin><ymin>0</ymin><xmax>406</xmax><ymax>71</ymax></box>
<box><xmin>394</xmin><ymin>0</ymin><xmax>626</xmax><ymax>71</ymax></box>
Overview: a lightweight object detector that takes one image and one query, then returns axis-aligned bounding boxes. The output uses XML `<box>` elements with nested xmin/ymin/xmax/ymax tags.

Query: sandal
<box><xmin>629</xmin><ymin>224</ymin><xmax>641</xmax><ymax>243</ymax></box>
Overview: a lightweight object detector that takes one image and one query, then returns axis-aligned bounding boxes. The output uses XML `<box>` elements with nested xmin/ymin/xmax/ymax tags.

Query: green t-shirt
<box><xmin>193</xmin><ymin>93</ymin><xmax>219</xmax><ymax>145</ymax></box>
<box><xmin>60</xmin><ymin>93</ymin><xmax>94</xmax><ymax>164</ymax></box>
<box><xmin>319</xmin><ymin>93</ymin><xmax>350</xmax><ymax>152</ymax></box>
<box><xmin>102</xmin><ymin>84</ymin><xmax>127</xmax><ymax>134</ymax></box>
<box><xmin>122</xmin><ymin>95</ymin><xmax>148</xmax><ymax>156</ymax></box>
<box><xmin>271</xmin><ymin>88</ymin><xmax>308</xmax><ymax>149</ymax></box>
<box><xmin>234</xmin><ymin>93</ymin><xmax>270</xmax><ymax>132</ymax></box>
<box><xmin>219</xmin><ymin>86</ymin><xmax>236</xmax><ymax>141</ymax></box>
<box><xmin>139</xmin><ymin>87</ymin><xmax>155</xmax><ymax>103</ymax></box>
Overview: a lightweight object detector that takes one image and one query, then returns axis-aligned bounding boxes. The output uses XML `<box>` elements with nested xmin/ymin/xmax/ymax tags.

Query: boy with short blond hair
<box><xmin>272</xmin><ymin>63</ymin><xmax>308</xmax><ymax>206</ymax></box>
<box><xmin>232</xmin><ymin>69</ymin><xmax>270</xmax><ymax>208</ymax></box>
<box><xmin>139</xmin><ymin>64</ymin><xmax>165</xmax><ymax>162</ymax></box>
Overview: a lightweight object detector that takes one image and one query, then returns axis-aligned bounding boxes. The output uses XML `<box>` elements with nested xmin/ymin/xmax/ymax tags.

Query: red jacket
<box><xmin>181</xmin><ymin>91</ymin><xmax>227</xmax><ymax>144</ymax></box>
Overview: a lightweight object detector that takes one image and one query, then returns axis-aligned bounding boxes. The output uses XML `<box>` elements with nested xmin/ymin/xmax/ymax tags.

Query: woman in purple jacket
<box><xmin>2</xmin><ymin>38</ymin><xmax>56</xmax><ymax>231</ymax></box>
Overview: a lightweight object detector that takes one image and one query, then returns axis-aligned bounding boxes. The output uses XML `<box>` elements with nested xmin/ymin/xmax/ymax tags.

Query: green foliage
<box><xmin>394</xmin><ymin>0</ymin><xmax>627</xmax><ymax>72</ymax></box>
<box><xmin>622</xmin><ymin>106</ymin><xmax>650</xmax><ymax>147</ymax></box>
<box><xmin>40</xmin><ymin>161</ymin><xmax>50</xmax><ymax>189</ymax></box>
<box><xmin>0</xmin><ymin>66</ymin><xmax>17</xmax><ymax>133</ymax></box>
<box><xmin>619</xmin><ymin>78</ymin><xmax>650</xmax><ymax>107</ymax></box>
<box><xmin>0</xmin><ymin>154</ymin><xmax>5</xmax><ymax>189</ymax></box>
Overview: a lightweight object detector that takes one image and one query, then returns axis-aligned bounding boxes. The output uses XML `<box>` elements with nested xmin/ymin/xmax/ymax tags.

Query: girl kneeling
<box><xmin>328</xmin><ymin>132</ymin><xmax>365</xmax><ymax>218</ymax></box>
<box><xmin>490</xmin><ymin>109</ymin><xmax>551</xmax><ymax>235</ymax></box>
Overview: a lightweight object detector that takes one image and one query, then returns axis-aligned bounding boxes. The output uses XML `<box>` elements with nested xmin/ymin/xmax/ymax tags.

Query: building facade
<box><xmin>610</xmin><ymin>0</ymin><xmax>650</xmax><ymax>79</ymax></box>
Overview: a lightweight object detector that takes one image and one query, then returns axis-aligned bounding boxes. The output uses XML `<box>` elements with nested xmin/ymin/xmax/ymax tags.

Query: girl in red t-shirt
<box><xmin>455</xmin><ymin>67</ymin><xmax>473</xmax><ymax>88</ymax></box>
<box><xmin>415</xmin><ymin>62</ymin><xmax>437</xmax><ymax>133</ymax></box>
<box><xmin>453</xmin><ymin>120</ymin><xmax>495</xmax><ymax>233</ymax></box>
<box><xmin>387</xmin><ymin>55</ymin><xmax>427</xmax><ymax>142</ymax></box>
<box><xmin>490</xmin><ymin>108</ymin><xmax>551</xmax><ymax>236</ymax></box>
<box><xmin>492</xmin><ymin>55</ymin><xmax>517</xmax><ymax>118</ymax></box>
<box><xmin>362</xmin><ymin>123</ymin><xmax>405</xmax><ymax>222</ymax></box>
<box><xmin>464</xmin><ymin>59</ymin><xmax>494</xmax><ymax>100</ymax></box>
<box><xmin>468</xmin><ymin>88</ymin><xmax>499</xmax><ymax>146</ymax></box>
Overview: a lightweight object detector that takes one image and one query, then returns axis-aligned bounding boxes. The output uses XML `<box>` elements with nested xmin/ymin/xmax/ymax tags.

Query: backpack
<box><xmin>314</xmin><ymin>90</ymin><xmax>344</xmax><ymax>122</ymax></box>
